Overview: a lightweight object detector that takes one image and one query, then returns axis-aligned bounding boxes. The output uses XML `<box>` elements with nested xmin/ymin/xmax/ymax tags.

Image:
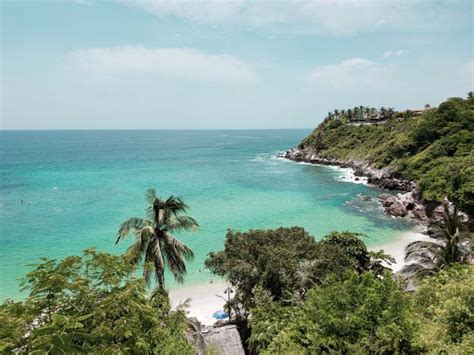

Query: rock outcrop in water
<box><xmin>278</xmin><ymin>148</ymin><xmax>428</xmax><ymax>222</ymax></box>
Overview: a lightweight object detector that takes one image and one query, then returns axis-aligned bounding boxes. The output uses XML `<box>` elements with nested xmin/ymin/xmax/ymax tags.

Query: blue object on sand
<box><xmin>212</xmin><ymin>310</ymin><xmax>229</xmax><ymax>320</ymax></box>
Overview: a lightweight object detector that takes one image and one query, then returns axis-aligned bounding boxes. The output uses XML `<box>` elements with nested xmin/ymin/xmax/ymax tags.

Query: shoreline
<box><xmin>369</xmin><ymin>226</ymin><xmax>430</xmax><ymax>272</ymax></box>
<box><xmin>278</xmin><ymin>147</ymin><xmax>432</xmax><ymax>222</ymax></box>
<box><xmin>171</xmin><ymin>151</ymin><xmax>433</xmax><ymax>326</ymax></box>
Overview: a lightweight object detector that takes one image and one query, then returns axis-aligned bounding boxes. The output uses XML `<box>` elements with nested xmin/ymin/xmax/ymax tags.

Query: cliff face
<box><xmin>285</xmin><ymin>96</ymin><xmax>474</xmax><ymax>217</ymax></box>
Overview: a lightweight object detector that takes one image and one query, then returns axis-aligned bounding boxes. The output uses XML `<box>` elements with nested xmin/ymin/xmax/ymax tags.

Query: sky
<box><xmin>1</xmin><ymin>0</ymin><xmax>473</xmax><ymax>130</ymax></box>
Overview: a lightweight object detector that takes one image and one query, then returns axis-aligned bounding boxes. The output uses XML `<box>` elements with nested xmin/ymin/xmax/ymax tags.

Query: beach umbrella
<box><xmin>212</xmin><ymin>310</ymin><xmax>229</xmax><ymax>320</ymax></box>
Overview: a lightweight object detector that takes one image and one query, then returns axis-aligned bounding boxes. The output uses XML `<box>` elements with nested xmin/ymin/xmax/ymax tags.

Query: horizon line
<box><xmin>0</xmin><ymin>127</ymin><xmax>313</xmax><ymax>132</ymax></box>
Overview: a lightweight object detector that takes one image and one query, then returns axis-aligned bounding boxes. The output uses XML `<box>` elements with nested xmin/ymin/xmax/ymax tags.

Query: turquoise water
<box><xmin>0</xmin><ymin>130</ymin><xmax>414</xmax><ymax>299</ymax></box>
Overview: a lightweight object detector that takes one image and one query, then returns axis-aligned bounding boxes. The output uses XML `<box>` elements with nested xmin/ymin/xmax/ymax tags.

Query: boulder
<box><xmin>202</xmin><ymin>325</ymin><xmax>245</xmax><ymax>355</ymax></box>
<box><xmin>412</xmin><ymin>204</ymin><xmax>428</xmax><ymax>221</ymax></box>
<box><xmin>187</xmin><ymin>321</ymin><xmax>245</xmax><ymax>355</ymax></box>
<box><xmin>379</xmin><ymin>194</ymin><xmax>407</xmax><ymax>217</ymax></box>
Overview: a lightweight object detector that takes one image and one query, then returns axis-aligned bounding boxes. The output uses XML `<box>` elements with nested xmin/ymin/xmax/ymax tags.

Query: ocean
<box><xmin>0</xmin><ymin>129</ymin><xmax>415</xmax><ymax>299</ymax></box>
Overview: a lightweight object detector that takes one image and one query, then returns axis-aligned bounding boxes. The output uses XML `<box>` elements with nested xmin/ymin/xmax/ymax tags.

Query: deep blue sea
<box><xmin>0</xmin><ymin>130</ymin><xmax>415</xmax><ymax>299</ymax></box>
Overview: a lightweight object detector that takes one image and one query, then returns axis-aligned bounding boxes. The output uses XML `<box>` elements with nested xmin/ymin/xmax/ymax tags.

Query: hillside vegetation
<box><xmin>299</xmin><ymin>95</ymin><xmax>474</xmax><ymax>215</ymax></box>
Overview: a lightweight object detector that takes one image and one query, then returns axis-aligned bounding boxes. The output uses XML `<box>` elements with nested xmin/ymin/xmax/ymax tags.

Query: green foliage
<box><xmin>205</xmin><ymin>228</ymin><xmax>393</xmax><ymax>325</ymax></box>
<box><xmin>248</xmin><ymin>286</ymin><xmax>302</xmax><ymax>354</ymax></box>
<box><xmin>412</xmin><ymin>265</ymin><xmax>474</xmax><ymax>354</ymax></box>
<box><xmin>258</xmin><ymin>271</ymin><xmax>418</xmax><ymax>354</ymax></box>
<box><xmin>0</xmin><ymin>249</ymin><xmax>192</xmax><ymax>354</ymax></box>
<box><xmin>301</xmin><ymin>96</ymin><xmax>474</xmax><ymax>214</ymax></box>
<box><xmin>205</xmin><ymin>227</ymin><xmax>319</xmax><ymax>314</ymax></box>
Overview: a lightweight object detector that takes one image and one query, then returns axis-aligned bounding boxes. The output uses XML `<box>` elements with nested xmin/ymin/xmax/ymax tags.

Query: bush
<box><xmin>412</xmin><ymin>265</ymin><xmax>474</xmax><ymax>353</ymax></box>
<box><xmin>256</xmin><ymin>271</ymin><xmax>418</xmax><ymax>354</ymax></box>
<box><xmin>0</xmin><ymin>249</ymin><xmax>192</xmax><ymax>354</ymax></box>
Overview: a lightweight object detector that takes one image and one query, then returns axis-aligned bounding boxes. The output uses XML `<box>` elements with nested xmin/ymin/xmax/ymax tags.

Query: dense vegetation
<box><xmin>205</xmin><ymin>228</ymin><xmax>393</xmax><ymax>319</ymax></box>
<box><xmin>206</xmin><ymin>227</ymin><xmax>473</xmax><ymax>354</ymax></box>
<box><xmin>300</xmin><ymin>95</ymin><xmax>474</xmax><ymax>215</ymax></box>
<box><xmin>0</xmin><ymin>250</ymin><xmax>192</xmax><ymax>354</ymax></box>
<box><xmin>249</xmin><ymin>265</ymin><xmax>474</xmax><ymax>354</ymax></box>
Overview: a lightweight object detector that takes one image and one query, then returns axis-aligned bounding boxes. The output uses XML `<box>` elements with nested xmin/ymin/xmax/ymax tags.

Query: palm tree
<box><xmin>353</xmin><ymin>107</ymin><xmax>359</xmax><ymax>120</ymax></box>
<box><xmin>116</xmin><ymin>188</ymin><xmax>198</xmax><ymax>288</ymax></box>
<box><xmin>402</xmin><ymin>203</ymin><xmax>472</xmax><ymax>280</ymax></box>
<box><xmin>370</xmin><ymin>107</ymin><xmax>377</xmax><ymax>120</ymax></box>
<box><xmin>364</xmin><ymin>107</ymin><xmax>371</xmax><ymax>120</ymax></box>
<box><xmin>387</xmin><ymin>107</ymin><xmax>395</xmax><ymax>119</ymax></box>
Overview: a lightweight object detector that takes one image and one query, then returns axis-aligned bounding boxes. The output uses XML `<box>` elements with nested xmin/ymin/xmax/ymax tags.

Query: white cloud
<box><xmin>66</xmin><ymin>46</ymin><xmax>258</xmax><ymax>83</ymax></box>
<box><xmin>123</xmin><ymin>0</ymin><xmax>246</xmax><ymax>23</ymax></box>
<box><xmin>308</xmin><ymin>58</ymin><xmax>393</xmax><ymax>89</ymax></box>
<box><xmin>120</xmin><ymin>0</ymin><xmax>465</xmax><ymax>35</ymax></box>
<box><xmin>383</xmin><ymin>49</ymin><xmax>408</xmax><ymax>58</ymax></box>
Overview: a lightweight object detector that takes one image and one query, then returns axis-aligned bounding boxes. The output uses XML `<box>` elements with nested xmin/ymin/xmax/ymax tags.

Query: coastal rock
<box><xmin>398</xmin><ymin>191</ymin><xmax>416</xmax><ymax>210</ymax></box>
<box><xmin>379</xmin><ymin>194</ymin><xmax>407</xmax><ymax>217</ymax></box>
<box><xmin>412</xmin><ymin>204</ymin><xmax>428</xmax><ymax>221</ymax></box>
<box><xmin>202</xmin><ymin>325</ymin><xmax>245</xmax><ymax>355</ymax></box>
<box><xmin>430</xmin><ymin>199</ymin><xmax>469</xmax><ymax>223</ymax></box>
<box><xmin>187</xmin><ymin>321</ymin><xmax>245</xmax><ymax>355</ymax></box>
<box><xmin>279</xmin><ymin>147</ymin><xmax>429</xmax><ymax>222</ymax></box>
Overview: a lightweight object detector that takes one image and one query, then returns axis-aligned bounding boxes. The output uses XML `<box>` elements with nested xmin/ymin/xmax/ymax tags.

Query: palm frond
<box><xmin>404</xmin><ymin>241</ymin><xmax>443</xmax><ymax>261</ymax></box>
<box><xmin>405</xmin><ymin>250</ymin><xmax>447</xmax><ymax>268</ymax></box>
<box><xmin>161</xmin><ymin>232</ymin><xmax>194</xmax><ymax>284</ymax></box>
<box><xmin>144</xmin><ymin>238</ymin><xmax>165</xmax><ymax>288</ymax></box>
<box><xmin>165</xmin><ymin>215</ymin><xmax>199</xmax><ymax>232</ymax></box>
<box><xmin>401</xmin><ymin>262</ymin><xmax>439</xmax><ymax>279</ymax></box>
<box><xmin>164</xmin><ymin>196</ymin><xmax>189</xmax><ymax>215</ymax></box>
<box><xmin>177</xmin><ymin>297</ymin><xmax>192</xmax><ymax>311</ymax></box>
<box><xmin>116</xmin><ymin>218</ymin><xmax>152</xmax><ymax>244</ymax></box>
<box><xmin>126</xmin><ymin>226</ymin><xmax>154</xmax><ymax>265</ymax></box>
<box><xmin>145</xmin><ymin>188</ymin><xmax>158</xmax><ymax>204</ymax></box>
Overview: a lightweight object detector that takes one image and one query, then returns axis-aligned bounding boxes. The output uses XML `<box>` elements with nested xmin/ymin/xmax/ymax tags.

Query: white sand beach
<box><xmin>170</xmin><ymin>227</ymin><xmax>429</xmax><ymax>325</ymax></box>
<box><xmin>169</xmin><ymin>281</ymin><xmax>230</xmax><ymax>325</ymax></box>
<box><xmin>371</xmin><ymin>226</ymin><xmax>430</xmax><ymax>272</ymax></box>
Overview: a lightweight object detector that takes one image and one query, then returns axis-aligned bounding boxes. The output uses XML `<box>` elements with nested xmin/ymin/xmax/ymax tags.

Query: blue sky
<box><xmin>1</xmin><ymin>0</ymin><xmax>473</xmax><ymax>129</ymax></box>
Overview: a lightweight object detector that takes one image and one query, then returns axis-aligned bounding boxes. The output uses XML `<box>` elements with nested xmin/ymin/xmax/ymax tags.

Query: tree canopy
<box><xmin>0</xmin><ymin>249</ymin><xmax>192</xmax><ymax>354</ymax></box>
<box><xmin>205</xmin><ymin>228</ymin><xmax>393</xmax><ymax>321</ymax></box>
<box><xmin>252</xmin><ymin>271</ymin><xmax>418</xmax><ymax>354</ymax></box>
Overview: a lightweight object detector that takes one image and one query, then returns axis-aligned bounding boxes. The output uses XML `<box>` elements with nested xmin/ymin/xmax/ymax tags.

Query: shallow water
<box><xmin>0</xmin><ymin>129</ymin><xmax>414</xmax><ymax>299</ymax></box>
